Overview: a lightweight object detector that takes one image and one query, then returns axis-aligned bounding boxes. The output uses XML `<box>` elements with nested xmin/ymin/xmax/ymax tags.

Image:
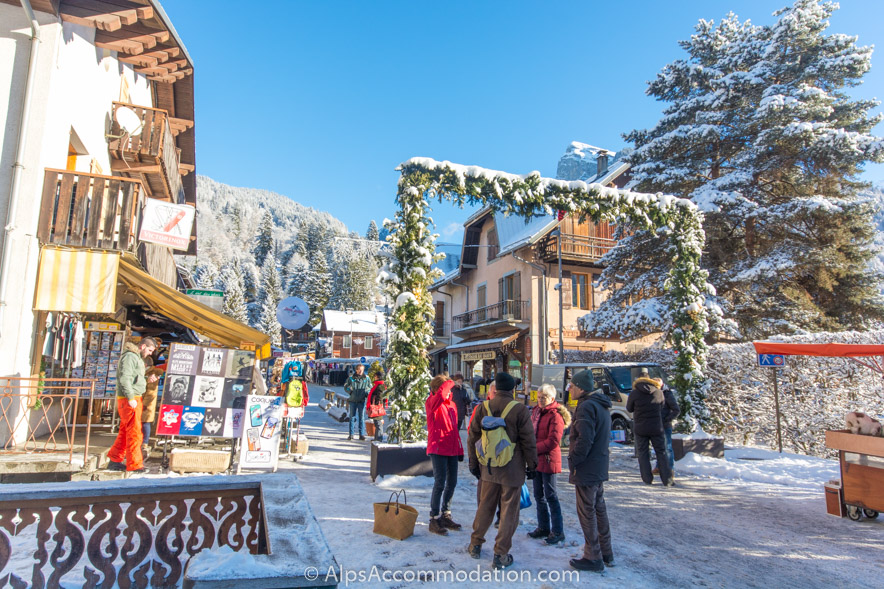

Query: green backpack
<box><xmin>476</xmin><ymin>400</ymin><xmax>519</xmax><ymax>471</ymax></box>
<box><xmin>286</xmin><ymin>380</ymin><xmax>304</xmax><ymax>407</ymax></box>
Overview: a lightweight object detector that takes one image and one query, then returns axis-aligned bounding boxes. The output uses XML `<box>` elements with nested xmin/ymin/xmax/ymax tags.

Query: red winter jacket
<box><xmin>531</xmin><ymin>402</ymin><xmax>568</xmax><ymax>474</ymax></box>
<box><xmin>426</xmin><ymin>380</ymin><xmax>463</xmax><ymax>457</ymax></box>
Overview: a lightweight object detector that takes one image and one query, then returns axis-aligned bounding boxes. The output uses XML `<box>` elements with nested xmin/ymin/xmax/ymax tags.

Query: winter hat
<box><xmin>495</xmin><ymin>372</ymin><xmax>516</xmax><ymax>392</ymax></box>
<box><xmin>638</xmin><ymin>367</ymin><xmax>650</xmax><ymax>377</ymax></box>
<box><xmin>570</xmin><ymin>370</ymin><xmax>594</xmax><ymax>392</ymax></box>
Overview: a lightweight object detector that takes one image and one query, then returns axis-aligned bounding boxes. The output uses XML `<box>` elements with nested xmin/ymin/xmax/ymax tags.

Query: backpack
<box><xmin>475</xmin><ymin>400</ymin><xmax>518</xmax><ymax>472</ymax></box>
<box><xmin>286</xmin><ymin>380</ymin><xmax>305</xmax><ymax>407</ymax></box>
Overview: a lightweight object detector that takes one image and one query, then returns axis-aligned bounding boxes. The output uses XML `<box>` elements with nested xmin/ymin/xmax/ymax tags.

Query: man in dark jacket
<box><xmin>451</xmin><ymin>373</ymin><xmax>469</xmax><ymax>430</ymax></box>
<box><xmin>344</xmin><ymin>364</ymin><xmax>372</xmax><ymax>440</ymax></box>
<box><xmin>655</xmin><ymin>384</ymin><xmax>680</xmax><ymax>474</ymax></box>
<box><xmin>626</xmin><ymin>368</ymin><xmax>674</xmax><ymax>486</ymax></box>
<box><xmin>467</xmin><ymin>373</ymin><xmax>537</xmax><ymax>570</ymax></box>
<box><xmin>567</xmin><ymin>369</ymin><xmax>614</xmax><ymax>573</ymax></box>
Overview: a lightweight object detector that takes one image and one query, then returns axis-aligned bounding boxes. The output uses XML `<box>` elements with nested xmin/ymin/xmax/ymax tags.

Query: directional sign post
<box><xmin>757</xmin><ymin>354</ymin><xmax>786</xmax><ymax>453</ymax></box>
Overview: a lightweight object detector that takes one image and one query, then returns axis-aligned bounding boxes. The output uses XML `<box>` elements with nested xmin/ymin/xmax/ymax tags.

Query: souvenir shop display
<box><xmin>155</xmin><ymin>343</ymin><xmax>255</xmax><ymax>439</ymax></box>
<box><xmin>280</xmin><ymin>358</ymin><xmax>309</xmax><ymax>456</ymax></box>
<box><xmin>72</xmin><ymin>326</ymin><xmax>125</xmax><ymax>398</ymax></box>
<box><xmin>237</xmin><ymin>395</ymin><xmax>284</xmax><ymax>471</ymax></box>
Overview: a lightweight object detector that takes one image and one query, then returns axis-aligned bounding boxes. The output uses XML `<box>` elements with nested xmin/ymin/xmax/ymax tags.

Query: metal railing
<box><xmin>0</xmin><ymin>377</ymin><xmax>95</xmax><ymax>465</ymax></box>
<box><xmin>453</xmin><ymin>300</ymin><xmax>529</xmax><ymax>331</ymax></box>
<box><xmin>433</xmin><ymin>321</ymin><xmax>450</xmax><ymax>337</ymax></box>
<box><xmin>0</xmin><ymin>480</ymin><xmax>269</xmax><ymax>587</ymax></box>
<box><xmin>36</xmin><ymin>169</ymin><xmax>144</xmax><ymax>251</ymax></box>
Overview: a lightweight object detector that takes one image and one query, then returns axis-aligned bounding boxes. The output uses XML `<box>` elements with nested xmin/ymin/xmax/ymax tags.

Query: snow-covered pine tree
<box><xmin>258</xmin><ymin>262</ymin><xmax>284</xmax><ymax>345</ymax></box>
<box><xmin>610</xmin><ymin>0</ymin><xmax>884</xmax><ymax>341</ymax></box>
<box><xmin>253</xmin><ymin>211</ymin><xmax>275</xmax><ymax>269</ymax></box>
<box><xmin>193</xmin><ymin>260</ymin><xmax>220</xmax><ymax>289</ymax></box>
<box><xmin>219</xmin><ymin>259</ymin><xmax>250</xmax><ymax>324</ymax></box>
<box><xmin>366</xmin><ymin>220</ymin><xmax>379</xmax><ymax>241</ymax></box>
<box><xmin>300</xmin><ymin>251</ymin><xmax>332</xmax><ymax>326</ymax></box>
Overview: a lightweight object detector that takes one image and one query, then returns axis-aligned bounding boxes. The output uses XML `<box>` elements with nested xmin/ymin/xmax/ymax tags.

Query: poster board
<box><xmin>237</xmin><ymin>395</ymin><xmax>284</xmax><ymax>471</ymax></box>
<box><xmin>156</xmin><ymin>343</ymin><xmax>255</xmax><ymax>438</ymax></box>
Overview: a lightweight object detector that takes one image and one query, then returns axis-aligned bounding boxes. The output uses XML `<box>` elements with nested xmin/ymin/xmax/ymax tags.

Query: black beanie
<box><xmin>495</xmin><ymin>372</ymin><xmax>516</xmax><ymax>391</ymax></box>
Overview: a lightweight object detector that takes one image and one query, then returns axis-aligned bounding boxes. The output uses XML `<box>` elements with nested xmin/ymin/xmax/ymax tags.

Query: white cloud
<box><xmin>441</xmin><ymin>222</ymin><xmax>461</xmax><ymax>238</ymax></box>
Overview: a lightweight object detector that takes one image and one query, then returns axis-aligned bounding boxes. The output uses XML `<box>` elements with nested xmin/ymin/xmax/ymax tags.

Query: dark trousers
<box><xmin>575</xmin><ymin>483</ymin><xmax>613</xmax><ymax>561</ymax></box>
<box><xmin>470</xmin><ymin>481</ymin><xmax>521</xmax><ymax>556</ymax></box>
<box><xmin>348</xmin><ymin>402</ymin><xmax>366</xmax><ymax>436</ymax></box>
<box><xmin>429</xmin><ymin>454</ymin><xmax>458</xmax><ymax>517</ymax></box>
<box><xmin>533</xmin><ymin>472</ymin><xmax>563</xmax><ymax>534</ymax></box>
<box><xmin>635</xmin><ymin>432</ymin><xmax>673</xmax><ymax>484</ymax></box>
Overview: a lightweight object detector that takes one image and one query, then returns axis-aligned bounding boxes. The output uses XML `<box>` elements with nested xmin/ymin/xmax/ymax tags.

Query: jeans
<box><xmin>664</xmin><ymin>426</ymin><xmax>674</xmax><ymax>470</ymax></box>
<box><xmin>429</xmin><ymin>454</ymin><xmax>458</xmax><ymax>517</ymax></box>
<box><xmin>142</xmin><ymin>422</ymin><xmax>151</xmax><ymax>444</ymax></box>
<box><xmin>635</xmin><ymin>432</ymin><xmax>673</xmax><ymax>485</ymax></box>
<box><xmin>533</xmin><ymin>472</ymin><xmax>563</xmax><ymax>534</ymax></box>
<box><xmin>348</xmin><ymin>402</ymin><xmax>366</xmax><ymax>437</ymax></box>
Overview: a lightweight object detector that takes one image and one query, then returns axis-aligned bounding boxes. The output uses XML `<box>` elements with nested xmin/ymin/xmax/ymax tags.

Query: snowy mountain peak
<box><xmin>557</xmin><ymin>141</ymin><xmax>617</xmax><ymax>181</ymax></box>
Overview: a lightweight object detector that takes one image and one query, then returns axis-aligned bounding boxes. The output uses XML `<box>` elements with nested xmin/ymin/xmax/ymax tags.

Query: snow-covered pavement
<box><xmin>287</xmin><ymin>390</ymin><xmax>883</xmax><ymax>588</ymax></box>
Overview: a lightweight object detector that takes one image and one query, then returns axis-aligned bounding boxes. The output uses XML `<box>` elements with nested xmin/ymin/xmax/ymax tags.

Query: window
<box><xmin>571</xmin><ymin>273</ymin><xmax>591</xmax><ymax>310</ymax></box>
<box><xmin>364</xmin><ymin>336</ymin><xmax>373</xmax><ymax>350</ymax></box>
<box><xmin>342</xmin><ymin>335</ymin><xmax>352</xmax><ymax>349</ymax></box>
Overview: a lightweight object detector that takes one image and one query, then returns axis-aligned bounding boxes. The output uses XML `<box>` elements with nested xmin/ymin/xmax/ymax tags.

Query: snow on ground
<box><xmin>290</xmin><ymin>387</ymin><xmax>883</xmax><ymax>588</ymax></box>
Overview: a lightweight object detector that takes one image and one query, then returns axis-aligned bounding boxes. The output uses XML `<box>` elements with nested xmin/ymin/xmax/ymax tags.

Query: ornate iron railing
<box><xmin>452</xmin><ymin>300</ymin><xmax>529</xmax><ymax>331</ymax></box>
<box><xmin>0</xmin><ymin>481</ymin><xmax>269</xmax><ymax>588</ymax></box>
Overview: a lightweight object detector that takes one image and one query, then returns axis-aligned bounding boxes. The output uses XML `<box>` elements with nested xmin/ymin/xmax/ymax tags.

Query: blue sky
<box><xmin>161</xmin><ymin>0</ymin><xmax>884</xmax><ymax>245</ymax></box>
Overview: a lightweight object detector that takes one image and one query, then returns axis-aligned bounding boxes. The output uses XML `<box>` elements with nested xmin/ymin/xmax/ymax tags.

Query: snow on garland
<box><xmin>384</xmin><ymin>158</ymin><xmax>714</xmax><ymax>432</ymax></box>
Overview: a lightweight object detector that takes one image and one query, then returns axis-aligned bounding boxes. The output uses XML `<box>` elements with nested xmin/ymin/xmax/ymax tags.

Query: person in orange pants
<box><xmin>108</xmin><ymin>337</ymin><xmax>157</xmax><ymax>473</ymax></box>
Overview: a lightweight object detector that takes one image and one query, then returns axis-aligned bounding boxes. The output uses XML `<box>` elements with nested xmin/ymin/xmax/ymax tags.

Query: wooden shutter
<box><xmin>561</xmin><ymin>270</ymin><xmax>572</xmax><ymax>309</ymax></box>
<box><xmin>513</xmin><ymin>272</ymin><xmax>521</xmax><ymax>301</ymax></box>
<box><xmin>498</xmin><ymin>278</ymin><xmax>504</xmax><ymax>303</ymax></box>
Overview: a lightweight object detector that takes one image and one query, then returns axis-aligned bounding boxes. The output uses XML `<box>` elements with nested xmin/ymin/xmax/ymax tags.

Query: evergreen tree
<box><xmin>258</xmin><ymin>262</ymin><xmax>284</xmax><ymax>345</ymax></box>
<box><xmin>253</xmin><ymin>211</ymin><xmax>275</xmax><ymax>268</ymax></box>
<box><xmin>301</xmin><ymin>253</ymin><xmax>332</xmax><ymax>326</ymax></box>
<box><xmin>366</xmin><ymin>220</ymin><xmax>379</xmax><ymax>241</ymax></box>
<box><xmin>219</xmin><ymin>259</ymin><xmax>250</xmax><ymax>324</ymax></box>
<box><xmin>194</xmin><ymin>260</ymin><xmax>220</xmax><ymax>289</ymax></box>
<box><xmin>604</xmin><ymin>0</ymin><xmax>884</xmax><ymax>341</ymax></box>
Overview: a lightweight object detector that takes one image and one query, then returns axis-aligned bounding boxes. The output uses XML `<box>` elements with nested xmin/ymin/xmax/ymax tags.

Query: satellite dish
<box><xmin>115</xmin><ymin>106</ymin><xmax>143</xmax><ymax>136</ymax></box>
<box><xmin>276</xmin><ymin>296</ymin><xmax>310</xmax><ymax>330</ymax></box>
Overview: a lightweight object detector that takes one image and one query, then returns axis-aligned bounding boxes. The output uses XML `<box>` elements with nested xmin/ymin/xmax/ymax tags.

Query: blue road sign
<box><xmin>360</xmin><ymin>356</ymin><xmax>367</xmax><ymax>364</ymax></box>
<box><xmin>758</xmin><ymin>354</ymin><xmax>786</xmax><ymax>367</ymax></box>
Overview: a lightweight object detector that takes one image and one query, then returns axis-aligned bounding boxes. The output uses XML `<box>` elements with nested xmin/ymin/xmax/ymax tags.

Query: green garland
<box><xmin>385</xmin><ymin>158</ymin><xmax>712</xmax><ymax>432</ymax></box>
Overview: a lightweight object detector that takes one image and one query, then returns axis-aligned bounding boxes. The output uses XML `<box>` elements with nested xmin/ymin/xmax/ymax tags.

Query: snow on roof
<box><xmin>321</xmin><ymin>309</ymin><xmax>385</xmax><ymax>333</ymax></box>
<box><xmin>495</xmin><ymin>211</ymin><xmax>557</xmax><ymax>257</ymax></box>
<box><xmin>446</xmin><ymin>335</ymin><xmax>514</xmax><ymax>351</ymax></box>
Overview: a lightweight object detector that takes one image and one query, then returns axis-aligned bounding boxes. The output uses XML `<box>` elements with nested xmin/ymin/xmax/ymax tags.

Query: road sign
<box><xmin>758</xmin><ymin>354</ymin><xmax>786</xmax><ymax>368</ymax></box>
<box><xmin>360</xmin><ymin>356</ymin><xmax>366</xmax><ymax>364</ymax></box>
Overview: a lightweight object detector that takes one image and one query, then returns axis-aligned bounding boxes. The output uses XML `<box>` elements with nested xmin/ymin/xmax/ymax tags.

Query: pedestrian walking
<box><xmin>467</xmin><ymin>373</ymin><xmax>538</xmax><ymax>570</ymax></box>
<box><xmin>527</xmin><ymin>384</ymin><xmax>570</xmax><ymax>545</ymax></box>
<box><xmin>366</xmin><ymin>372</ymin><xmax>387</xmax><ymax>441</ymax></box>
<box><xmin>567</xmin><ymin>369</ymin><xmax>615</xmax><ymax>573</ymax></box>
<box><xmin>107</xmin><ymin>337</ymin><xmax>157</xmax><ymax>473</ymax></box>
<box><xmin>626</xmin><ymin>367</ymin><xmax>675</xmax><ymax>486</ymax></box>
<box><xmin>344</xmin><ymin>364</ymin><xmax>371</xmax><ymax>440</ymax></box>
<box><xmin>426</xmin><ymin>375</ymin><xmax>464</xmax><ymax>535</ymax></box>
<box><xmin>654</xmin><ymin>383</ymin><xmax>680</xmax><ymax>475</ymax></box>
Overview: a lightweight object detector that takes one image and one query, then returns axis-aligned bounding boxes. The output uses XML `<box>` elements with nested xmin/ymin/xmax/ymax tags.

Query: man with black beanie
<box><xmin>467</xmin><ymin>372</ymin><xmax>537</xmax><ymax>570</ymax></box>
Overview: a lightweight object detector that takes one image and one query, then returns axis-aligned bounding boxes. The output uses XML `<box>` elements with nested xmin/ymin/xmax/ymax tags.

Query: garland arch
<box><xmin>380</xmin><ymin>157</ymin><xmax>713</xmax><ymax>442</ymax></box>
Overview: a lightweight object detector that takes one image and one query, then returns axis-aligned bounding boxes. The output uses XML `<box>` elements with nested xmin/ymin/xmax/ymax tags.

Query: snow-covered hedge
<box><xmin>566</xmin><ymin>330</ymin><xmax>884</xmax><ymax>457</ymax></box>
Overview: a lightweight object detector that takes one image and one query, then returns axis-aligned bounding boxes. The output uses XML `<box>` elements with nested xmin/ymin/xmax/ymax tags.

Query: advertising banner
<box><xmin>238</xmin><ymin>395</ymin><xmax>284</xmax><ymax>471</ymax></box>
<box><xmin>138</xmin><ymin>200</ymin><xmax>196</xmax><ymax>250</ymax></box>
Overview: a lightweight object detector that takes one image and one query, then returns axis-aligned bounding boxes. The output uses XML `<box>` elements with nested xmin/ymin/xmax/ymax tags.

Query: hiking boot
<box><xmin>428</xmin><ymin>518</ymin><xmax>448</xmax><ymax>536</ymax></box>
<box><xmin>347</xmin><ymin>434</ymin><xmax>353</xmax><ymax>440</ymax></box>
<box><xmin>492</xmin><ymin>554</ymin><xmax>513</xmax><ymax>570</ymax></box>
<box><xmin>570</xmin><ymin>558</ymin><xmax>604</xmax><ymax>572</ymax></box>
<box><xmin>545</xmin><ymin>532</ymin><xmax>566</xmax><ymax>545</ymax></box>
<box><xmin>359</xmin><ymin>435</ymin><xmax>366</xmax><ymax>441</ymax></box>
<box><xmin>439</xmin><ymin>513</ymin><xmax>462</xmax><ymax>530</ymax></box>
<box><xmin>467</xmin><ymin>544</ymin><xmax>481</xmax><ymax>559</ymax></box>
<box><xmin>142</xmin><ymin>444</ymin><xmax>150</xmax><ymax>456</ymax></box>
<box><xmin>527</xmin><ymin>528</ymin><xmax>550</xmax><ymax>539</ymax></box>
<box><xmin>664</xmin><ymin>480</ymin><xmax>677</xmax><ymax>487</ymax></box>
<box><xmin>603</xmin><ymin>554</ymin><xmax>615</xmax><ymax>567</ymax></box>
<box><xmin>106</xmin><ymin>460</ymin><xmax>125</xmax><ymax>471</ymax></box>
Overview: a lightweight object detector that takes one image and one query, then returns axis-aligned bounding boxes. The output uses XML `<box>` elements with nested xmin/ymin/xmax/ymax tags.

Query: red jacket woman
<box><xmin>426</xmin><ymin>379</ymin><xmax>463</xmax><ymax>457</ymax></box>
<box><xmin>531</xmin><ymin>401</ymin><xmax>571</xmax><ymax>474</ymax></box>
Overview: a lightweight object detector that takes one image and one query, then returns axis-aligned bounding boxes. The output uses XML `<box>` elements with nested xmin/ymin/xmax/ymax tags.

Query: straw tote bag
<box><xmin>373</xmin><ymin>489</ymin><xmax>418</xmax><ymax>540</ymax></box>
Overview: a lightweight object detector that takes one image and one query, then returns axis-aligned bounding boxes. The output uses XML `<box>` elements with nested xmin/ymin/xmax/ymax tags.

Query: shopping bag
<box><xmin>520</xmin><ymin>482</ymin><xmax>532</xmax><ymax>509</ymax></box>
<box><xmin>373</xmin><ymin>489</ymin><xmax>418</xmax><ymax>540</ymax></box>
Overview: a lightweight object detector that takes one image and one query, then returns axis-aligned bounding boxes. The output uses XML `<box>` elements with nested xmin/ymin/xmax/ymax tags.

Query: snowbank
<box><xmin>676</xmin><ymin>446</ymin><xmax>839</xmax><ymax>491</ymax></box>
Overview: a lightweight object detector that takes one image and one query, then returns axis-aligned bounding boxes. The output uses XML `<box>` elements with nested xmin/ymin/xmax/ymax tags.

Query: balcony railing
<box><xmin>37</xmin><ymin>169</ymin><xmax>144</xmax><ymax>252</ymax></box>
<box><xmin>453</xmin><ymin>300</ymin><xmax>529</xmax><ymax>331</ymax></box>
<box><xmin>433</xmin><ymin>321</ymin><xmax>450</xmax><ymax>337</ymax></box>
<box><xmin>108</xmin><ymin>101</ymin><xmax>185</xmax><ymax>203</ymax></box>
<box><xmin>538</xmin><ymin>233</ymin><xmax>616</xmax><ymax>263</ymax></box>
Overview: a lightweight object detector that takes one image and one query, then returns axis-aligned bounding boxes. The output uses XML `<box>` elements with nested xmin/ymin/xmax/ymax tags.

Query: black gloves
<box><xmin>526</xmin><ymin>468</ymin><xmax>537</xmax><ymax>480</ymax></box>
<box><xmin>458</xmin><ymin>454</ymin><xmax>465</xmax><ymax>462</ymax></box>
<box><xmin>470</xmin><ymin>466</ymin><xmax>481</xmax><ymax>480</ymax></box>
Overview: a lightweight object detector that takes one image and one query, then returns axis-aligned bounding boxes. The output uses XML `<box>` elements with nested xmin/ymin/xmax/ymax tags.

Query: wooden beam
<box><xmin>179</xmin><ymin>164</ymin><xmax>194</xmax><ymax>176</ymax></box>
<box><xmin>94</xmin><ymin>34</ymin><xmax>145</xmax><ymax>55</ymax></box>
<box><xmin>118</xmin><ymin>45</ymin><xmax>179</xmax><ymax>66</ymax></box>
<box><xmin>134</xmin><ymin>58</ymin><xmax>187</xmax><ymax>76</ymax></box>
<box><xmin>147</xmin><ymin>68</ymin><xmax>192</xmax><ymax>83</ymax></box>
<box><xmin>168</xmin><ymin>117</ymin><xmax>194</xmax><ymax>136</ymax></box>
<box><xmin>110</xmin><ymin>160</ymin><xmax>160</xmax><ymax>174</ymax></box>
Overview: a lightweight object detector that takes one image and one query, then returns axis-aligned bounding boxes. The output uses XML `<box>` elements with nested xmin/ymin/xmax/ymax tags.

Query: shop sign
<box><xmin>84</xmin><ymin>321</ymin><xmax>122</xmax><ymax>332</ymax></box>
<box><xmin>139</xmin><ymin>200</ymin><xmax>196</xmax><ymax>250</ymax></box>
<box><xmin>185</xmin><ymin>289</ymin><xmax>224</xmax><ymax>312</ymax></box>
<box><xmin>463</xmin><ymin>351</ymin><xmax>495</xmax><ymax>361</ymax></box>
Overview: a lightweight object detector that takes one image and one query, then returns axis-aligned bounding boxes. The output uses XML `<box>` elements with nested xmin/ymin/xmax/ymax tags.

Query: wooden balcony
<box><xmin>37</xmin><ymin>169</ymin><xmax>144</xmax><ymax>252</ymax></box>
<box><xmin>108</xmin><ymin>102</ymin><xmax>185</xmax><ymax>203</ymax></box>
<box><xmin>537</xmin><ymin>232</ymin><xmax>616</xmax><ymax>266</ymax></box>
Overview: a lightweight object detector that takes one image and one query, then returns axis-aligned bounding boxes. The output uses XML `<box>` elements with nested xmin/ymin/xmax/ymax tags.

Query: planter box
<box><xmin>370</xmin><ymin>442</ymin><xmax>432</xmax><ymax>482</ymax></box>
<box><xmin>671</xmin><ymin>436</ymin><xmax>724</xmax><ymax>462</ymax></box>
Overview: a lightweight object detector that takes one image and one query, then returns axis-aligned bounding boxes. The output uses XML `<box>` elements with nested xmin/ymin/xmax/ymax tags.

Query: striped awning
<box><xmin>33</xmin><ymin>247</ymin><xmax>119</xmax><ymax>313</ymax></box>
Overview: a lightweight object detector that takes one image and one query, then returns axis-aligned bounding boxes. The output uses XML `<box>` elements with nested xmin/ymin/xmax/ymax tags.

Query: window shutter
<box><xmin>513</xmin><ymin>272</ymin><xmax>521</xmax><ymax>301</ymax></box>
<box><xmin>498</xmin><ymin>278</ymin><xmax>504</xmax><ymax>303</ymax></box>
<box><xmin>561</xmin><ymin>270</ymin><xmax>572</xmax><ymax>309</ymax></box>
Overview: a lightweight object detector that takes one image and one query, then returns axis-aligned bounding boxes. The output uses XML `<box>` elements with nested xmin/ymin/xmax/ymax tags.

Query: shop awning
<box><xmin>446</xmin><ymin>332</ymin><xmax>522</xmax><ymax>353</ymax></box>
<box><xmin>34</xmin><ymin>247</ymin><xmax>119</xmax><ymax>313</ymax></box>
<box><xmin>118</xmin><ymin>257</ymin><xmax>272</xmax><ymax>359</ymax></box>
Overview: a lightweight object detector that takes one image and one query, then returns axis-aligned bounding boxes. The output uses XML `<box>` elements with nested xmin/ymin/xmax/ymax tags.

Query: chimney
<box><xmin>597</xmin><ymin>151</ymin><xmax>610</xmax><ymax>177</ymax></box>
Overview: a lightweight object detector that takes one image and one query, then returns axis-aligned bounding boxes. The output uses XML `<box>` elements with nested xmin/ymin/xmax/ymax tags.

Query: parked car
<box><xmin>530</xmin><ymin>362</ymin><xmax>671</xmax><ymax>442</ymax></box>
